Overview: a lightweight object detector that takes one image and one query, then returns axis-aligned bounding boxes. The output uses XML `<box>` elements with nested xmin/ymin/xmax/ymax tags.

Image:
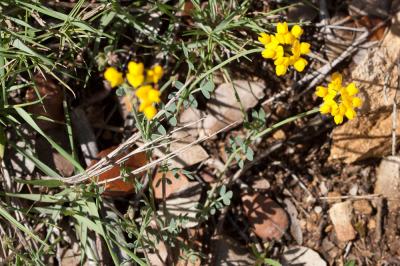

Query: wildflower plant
<box><xmin>259</xmin><ymin>22</ymin><xmax>311</xmax><ymax>76</ymax></box>
<box><xmin>316</xmin><ymin>72</ymin><xmax>362</xmax><ymax>124</ymax></box>
<box><xmin>104</xmin><ymin>62</ymin><xmax>163</xmax><ymax>120</ymax></box>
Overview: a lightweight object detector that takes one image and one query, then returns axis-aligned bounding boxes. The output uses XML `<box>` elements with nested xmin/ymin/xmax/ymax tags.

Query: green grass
<box><xmin>0</xmin><ymin>0</ymin><xmax>315</xmax><ymax>264</ymax></box>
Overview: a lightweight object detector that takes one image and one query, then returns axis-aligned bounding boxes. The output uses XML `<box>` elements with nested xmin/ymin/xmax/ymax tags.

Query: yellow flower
<box><xmin>276</xmin><ymin>65</ymin><xmax>287</xmax><ymax>76</ymax></box>
<box><xmin>294</xmin><ymin>58</ymin><xmax>307</xmax><ymax>72</ymax></box>
<box><xmin>262</xmin><ymin>48</ymin><xmax>276</xmax><ymax>59</ymax></box>
<box><xmin>127</xmin><ymin>72</ymin><xmax>144</xmax><ymax>88</ymax></box>
<box><xmin>300</xmin><ymin>42</ymin><xmax>311</xmax><ymax>54</ymax></box>
<box><xmin>316</xmin><ymin>73</ymin><xmax>362</xmax><ymax>124</ymax></box>
<box><xmin>136</xmin><ymin>85</ymin><xmax>152</xmax><ymax>100</ymax></box>
<box><xmin>291</xmin><ymin>25</ymin><xmax>304</xmax><ymax>38</ymax></box>
<box><xmin>277</xmin><ymin>22</ymin><xmax>288</xmax><ymax>34</ymax></box>
<box><xmin>316</xmin><ymin>86</ymin><xmax>328</xmax><ymax>98</ymax></box>
<box><xmin>128</xmin><ymin>61</ymin><xmax>144</xmax><ymax>76</ymax></box>
<box><xmin>104</xmin><ymin>67</ymin><xmax>123</xmax><ymax>88</ymax></box>
<box><xmin>143</xmin><ymin>105</ymin><xmax>157</xmax><ymax>120</ymax></box>
<box><xmin>258</xmin><ymin>33</ymin><xmax>271</xmax><ymax>45</ymax></box>
<box><xmin>147</xmin><ymin>65</ymin><xmax>163</xmax><ymax>84</ymax></box>
<box><xmin>259</xmin><ymin>22</ymin><xmax>311</xmax><ymax>76</ymax></box>
<box><xmin>126</xmin><ymin>61</ymin><xmax>145</xmax><ymax>88</ymax></box>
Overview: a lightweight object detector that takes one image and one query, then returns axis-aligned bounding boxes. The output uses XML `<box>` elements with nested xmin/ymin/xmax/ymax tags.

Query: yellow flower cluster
<box><xmin>259</xmin><ymin>22</ymin><xmax>310</xmax><ymax>76</ymax></box>
<box><xmin>104</xmin><ymin>62</ymin><xmax>163</xmax><ymax>120</ymax></box>
<box><xmin>316</xmin><ymin>72</ymin><xmax>362</xmax><ymax>124</ymax></box>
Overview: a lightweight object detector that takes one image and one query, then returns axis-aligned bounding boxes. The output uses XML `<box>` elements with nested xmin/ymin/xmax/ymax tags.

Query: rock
<box><xmin>272</xmin><ymin>129</ymin><xmax>286</xmax><ymax>140</ymax></box>
<box><xmin>153</xmin><ymin>130</ymin><xmax>209</xmax><ymax>169</ymax></box>
<box><xmin>242</xmin><ymin>193</ymin><xmax>289</xmax><ymax>241</ymax></box>
<box><xmin>353</xmin><ymin>200</ymin><xmax>373</xmax><ymax>215</ymax></box>
<box><xmin>203</xmin><ymin>80</ymin><xmax>265</xmax><ymax>136</ymax></box>
<box><xmin>284</xmin><ymin>198</ymin><xmax>303</xmax><ymax>245</ymax></box>
<box><xmin>160</xmin><ymin>182</ymin><xmax>202</xmax><ymax>228</ymax></box>
<box><xmin>367</xmin><ymin>218</ymin><xmax>376</xmax><ymax>230</ymax></box>
<box><xmin>211</xmin><ymin>236</ymin><xmax>256</xmax><ymax>265</ymax></box>
<box><xmin>329</xmin><ymin>201</ymin><xmax>356</xmax><ymax>242</ymax></box>
<box><xmin>152</xmin><ymin>170</ymin><xmax>190</xmax><ymax>199</ymax></box>
<box><xmin>329</xmin><ymin>11</ymin><xmax>400</xmax><ymax>163</ymax></box>
<box><xmin>281</xmin><ymin>246</ymin><xmax>327</xmax><ymax>266</ymax></box>
<box><xmin>375</xmin><ymin>156</ymin><xmax>400</xmax><ymax>210</ymax></box>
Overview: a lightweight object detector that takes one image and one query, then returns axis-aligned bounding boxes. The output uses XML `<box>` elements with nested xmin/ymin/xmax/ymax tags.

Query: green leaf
<box><xmin>168</xmin><ymin>116</ymin><xmax>177</xmax><ymax>126</ymax></box>
<box><xmin>11</xmin><ymin>39</ymin><xmax>52</xmax><ymax>66</ymax></box>
<box><xmin>246</xmin><ymin>148</ymin><xmax>254</xmax><ymax>161</ymax></box>
<box><xmin>264</xmin><ymin>258</ymin><xmax>282</xmax><ymax>266</ymax></box>
<box><xmin>15</xmin><ymin>178</ymin><xmax>64</xmax><ymax>188</ymax></box>
<box><xmin>157</xmin><ymin>124</ymin><xmax>166</xmax><ymax>135</ymax></box>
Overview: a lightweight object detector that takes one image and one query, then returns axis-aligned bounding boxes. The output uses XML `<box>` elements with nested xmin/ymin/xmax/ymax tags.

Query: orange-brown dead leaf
<box><xmin>89</xmin><ymin>146</ymin><xmax>147</xmax><ymax>197</ymax></box>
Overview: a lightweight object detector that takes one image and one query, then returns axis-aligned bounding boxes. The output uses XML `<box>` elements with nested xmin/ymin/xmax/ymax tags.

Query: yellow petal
<box><xmin>135</xmin><ymin>85</ymin><xmax>152</xmax><ymax>100</ymax></box>
<box><xmin>284</xmin><ymin>33</ymin><xmax>295</xmax><ymax>45</ymax></box>
<box><xmin>104</xmin><ymin>67</ymin><xmax>124</xmax><ymax>88</ymax></box>
<box><xmin>338</xmin><ymin>103</ymin><xmax>346</xmax><ymax>115</ymax></box>
<box><xmin>143</xmin><ymin>105</ymin><xmax>157</xmax><ymax>120</ymax></box>
<box><xmin>276</xmin><ymin>33</ymin><xmax>285</xmax><ymax>44</ymax></box>
<box><xmin>316</xmin><ymin>86</ymin><xmax>328</xmax><ymax>98</ymax></box>
<box><xmin>331</xmin><ymin>72</ymin><xmax>342</xmax><ymax>86</ymax></box>
<box><xmin>320</xmin><ymin>103</ymin><xmax>331</xmax><ymax>114</ymax></box>
<box><xmin>274</xmin><ymin>56</ymin><xmax>289</xmax><ymax>66</ymax></box>
<box><xmin>276</xmin><ymin>65</ymin><xmax>287</xmax><ymax>76</ymax></box>
<box><xmin>148</xmin><ymin>89</ymin><xmax>161</xmax><ymax>103</ymax></box>
<box><xmin>346</xmin><ymin>82</ymin><xmax>359</xmax><ymax>96</ymax></box>
<box><xmin>262</xmin><ymin>48</ymin><xmax>275</xmax><ymax>59</ymax></box>
<box><xmin>345</xmin><ymin>108</ymin><xmax>356</xmax><ymax>120</ymax></box>
<box><xmin>126</xmin><ymin>73</ymin><xmax>144</xmax><ymax>88</ymax></box>
<box><xmin>128</xmin><ymin>61</ymin><xmax>144</xmax><ymax>76</ymax></box>
<box><xmin>291</xmin><ymin>40</ymin><xmax>301</xmax><ymax>57</ymax></box>
<box><xmin>275</xmin><ymin>45</ymin><xmax>284</xmax><ymax>58</ymax></box>
<box><xmin>330</xmin><ymin>102</ymin><xmax>339</xmax><ymax>116</ymax></box>
<box><xmin>300</xmin><ymin>42</ymin><xmax>311</xmax><ymax>54</ymax></box>
<box><xmin>334</xmin><ymin>114</ymin><xmax>344</xmax><ymax>124</ymax></box>
<box><xmin>258</xmin><ymin>33</ymin><xmax>271</xmax><ymax>45</ymax></box>
<box><xmin>352</xmin><ymin>97</ymin><xmax>363</xmax><ymax>108</ymax></box>
<box><xmin>277</xmin><ymin>22</ymin><xmax>289</xmax><ymax>34</ymax></box>
<box><xmin>294</xmin><ymin>58</ymin><xmax>307</xmax><ymax>72</ymax></box>
<box><xmin>147</xmin><ymin>65</ymin><xmax>163</xmax><ymax>83</ymax></box>
<box><xmin>139</xmin><ymin>100</ymin><xmax>152</xmax><ymax>112</ymax></box>
<box><xmin>291</xmin><ymin>25</ymin><xmax>304</xmax><ymax>38</ymax></box>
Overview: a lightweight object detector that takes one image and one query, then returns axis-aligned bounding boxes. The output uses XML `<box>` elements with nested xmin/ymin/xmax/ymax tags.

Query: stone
<box><xmin>375</xmin><ymin>156</ymin><xmax>400</xmax><ymax>210</ymax></box>
<box><xmin>329</xmin><ymin>201</ymin><xmax>356</xmax><ymax>242</ymax></box>
<box><xmin>353</xmin><ymin>200</ymin><xmax>373</xmax><ymax>215</ymax></box>
<box><xmin>242</xmin><ymin>193</ymin><xmax>289</xmax><ymax>241</ymax></box>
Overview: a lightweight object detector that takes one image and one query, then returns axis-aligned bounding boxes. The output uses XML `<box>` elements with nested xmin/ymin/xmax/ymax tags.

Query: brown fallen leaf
<box><xmin>26</xmin><ymin>74</ymin><xmax>64</xmax><ymax>130</ymax></box>
<box><xmin>242</xmin><ymin>192</ymin><xmax>289</xmax><ymax>241</ymax></box>
<box><xmin>88</xmin><ymin>146</ymin><xmax>147</xmax><ymax>197</ymax></box>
